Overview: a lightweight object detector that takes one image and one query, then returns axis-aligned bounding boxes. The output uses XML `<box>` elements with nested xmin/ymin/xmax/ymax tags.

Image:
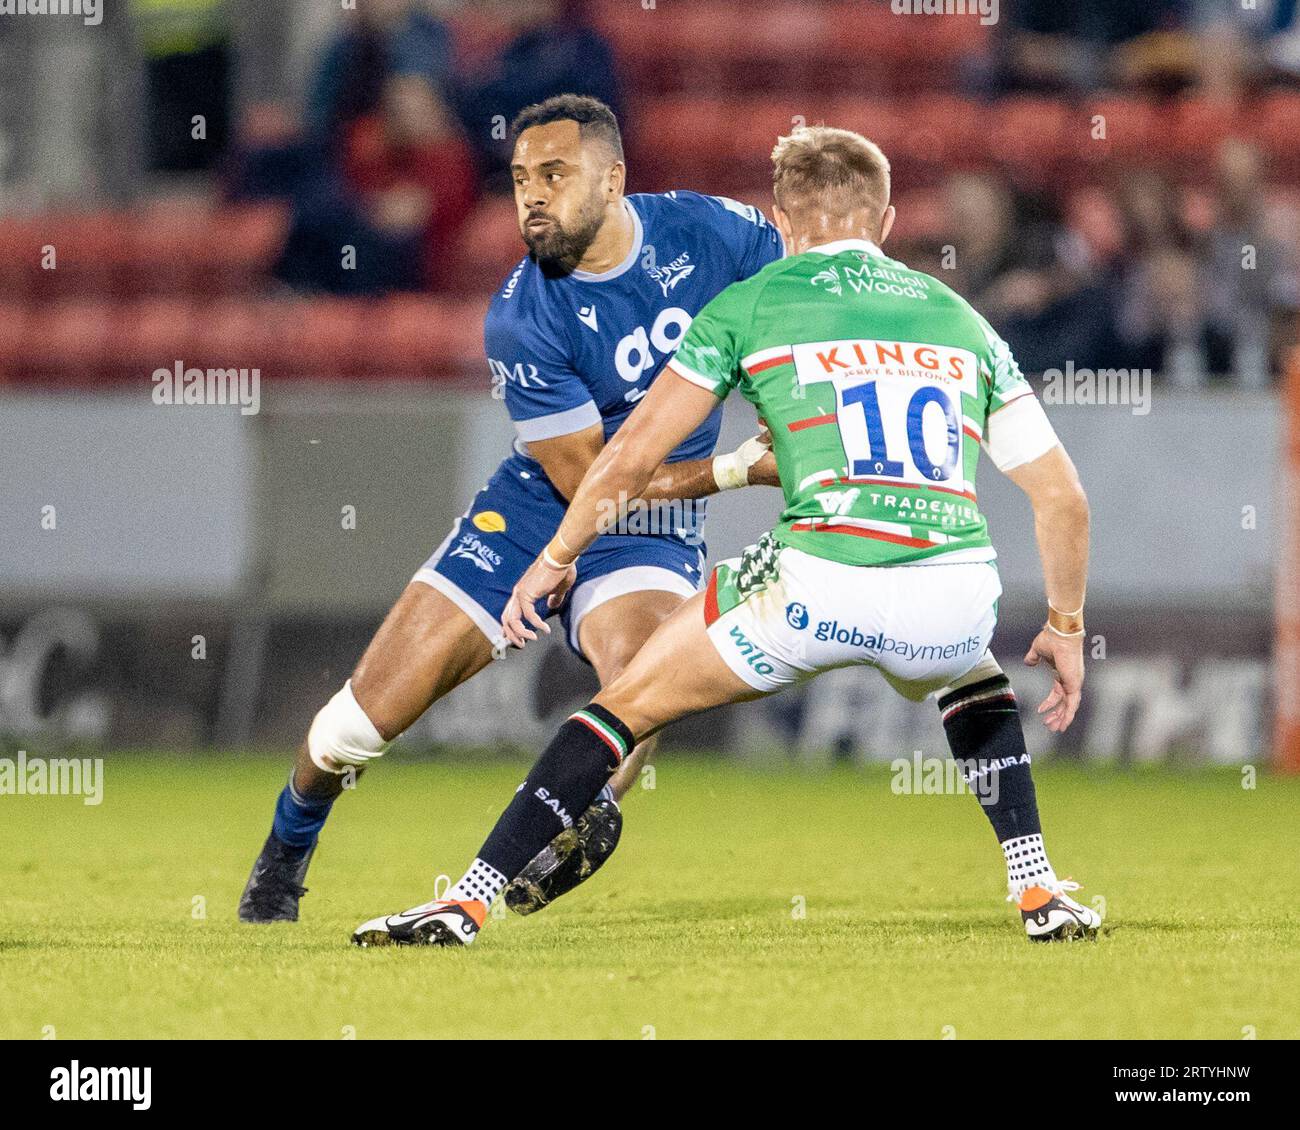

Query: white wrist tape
<box><xmin>712</xmin><ymin>435</ymin><xmax>770</xmax><ymax>491</ymax></box>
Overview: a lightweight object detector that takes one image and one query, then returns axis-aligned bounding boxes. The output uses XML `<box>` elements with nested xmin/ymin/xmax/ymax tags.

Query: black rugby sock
<box><xmin>938</xmin><ymin>674</ymin><xmax>1042</xmax><ymax>843</ymax></box>
<box><xmin>477</xmin><ymin>704</ymin><xmax>635</xmax><ymax>880</ymax></box>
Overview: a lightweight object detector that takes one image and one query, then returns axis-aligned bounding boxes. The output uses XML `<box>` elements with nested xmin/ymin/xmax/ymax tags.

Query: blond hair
<box><xmin>771</xmin><ymin>126</ymin><xmax>891</xmax><ymax>224</ymax></box>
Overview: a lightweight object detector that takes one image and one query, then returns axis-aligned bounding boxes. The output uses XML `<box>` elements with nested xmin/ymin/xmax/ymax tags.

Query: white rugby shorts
<box><xmin>703</xmin><ymin>538</ymin><xmax>1001</xmax><ymax>700</ymax></box>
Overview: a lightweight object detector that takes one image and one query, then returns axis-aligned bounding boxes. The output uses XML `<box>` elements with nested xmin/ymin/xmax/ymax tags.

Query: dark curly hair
<box><xmin>510</xmin><ymin>94</ymin><xmax>624</xmax><ymax>162</ymax></box>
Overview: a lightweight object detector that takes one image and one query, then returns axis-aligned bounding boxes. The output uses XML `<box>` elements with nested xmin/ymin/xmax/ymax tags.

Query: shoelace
<box><xmin>1007</xmin><ymin>878</ymin><xmax>1081</xmax><ymax>903</ymax></box>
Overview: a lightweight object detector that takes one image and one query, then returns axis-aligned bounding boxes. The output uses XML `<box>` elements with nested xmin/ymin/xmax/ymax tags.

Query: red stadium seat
<box><xmin>276</xmin><ymin>299</ymin><xmax>373</xmax><ymax>378</ymax></box>
<box><xmin>984</xmin><ymin>97</ymin><xmax>1075</xmax><ymax>170</ymax></box>
<box><xmin>198</xmin><ymin>204</ymin><xmax>290</xmax><ymax>293</ymax></box>
<box><xmin>442</xmin><ymin>298</ymin><xmax>492</xmax><ymax>373</ymax></box>
<box><xmin>21</xmin><ymin>212</ymin><xmax>121</xmax><ymax>299</ymax></box>
<box><xmin>191</xmin><ymin>299</ymin><xmax>278</xmax><ymax>374</ymax></box>
<box><xmin>0</xmin><ymin>302</ymin><xmax>30</xmax><ymax>374</ymax></box>
<box><xmin>105</xmin><ymin>298</ymin><xmax>202</xmax><ymax>373</ymax></box>
<box><xmin>372</xmin><ymin>297</ymin><xmax>456</xmax><ymax>377</ymax></box>
<box><xmin>1078</xmin><ymin>97</ymin><xmax>1160</xmax><ymax>162</ymax></box>
<box><xmin>1170</xmin><ymin>95</ymin><xmax>1239</xmax><ymax>159</ymax></box>
<box><xmin>120</xmin><ymin>197</ymin><xmax>238</xmax><ymax>297</ymax></box>
<box><xmin>0</xmin><ymin>216</ymin><xmax>41</xmax><ymax>301</ymax></box>
<box><xmin>25</xmin><ymin>299</ymin><xmax>115</xmax><ymax>375</ymax></box>
<box><xmin>1255</xmin><ymin>91</ymin><xmax>1300</xmax><ymax>160</ymax></box>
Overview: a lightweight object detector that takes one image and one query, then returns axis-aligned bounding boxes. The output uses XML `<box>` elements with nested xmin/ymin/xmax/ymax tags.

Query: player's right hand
<box><xmin>1023</xmin><ymin>628</ymin><xmax>1084</xmax><ymax>733</ymax></box>
<box><xmin>502</xmin><ymin>554</ymin><xmax>577</xmax><ymax>648</ymax></box>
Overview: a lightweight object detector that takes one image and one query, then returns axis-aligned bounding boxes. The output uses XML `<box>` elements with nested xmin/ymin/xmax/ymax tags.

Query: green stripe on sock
<box><xmin>572</xmin><ymin>710</ymin><xmax>629</xmax><ymax>759</ymax></box>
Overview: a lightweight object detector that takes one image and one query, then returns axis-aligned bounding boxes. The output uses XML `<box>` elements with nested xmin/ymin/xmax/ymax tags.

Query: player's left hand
<box><xmin>748</xmin><ymin>449</ymin><xmax>781</xmax><ymax>487</ymax></box>
<box><xmin>747</xmin><ymin>425</ymin><xmax>781</xmax><ymax>487</ymax></box>
<box><xmin>1023</xmin><ymin>628</ymin><xmax>1084</xmax><ymax>733</ymax></box>
<box><xmin>714</xmin><ymin>430</ymin><xmax>779</xmax><ymax>490</ymax></box>
<box><xmin>502</xmin><ymin>555</ymin><xmax>577</xmax><ymax>648</ymax></box>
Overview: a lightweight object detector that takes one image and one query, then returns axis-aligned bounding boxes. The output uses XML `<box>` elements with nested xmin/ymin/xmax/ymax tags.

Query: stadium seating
<box><xmin>1</xmin><ymin>0</ymin><xmax>1296</xmax><ymax>388</ymax></box>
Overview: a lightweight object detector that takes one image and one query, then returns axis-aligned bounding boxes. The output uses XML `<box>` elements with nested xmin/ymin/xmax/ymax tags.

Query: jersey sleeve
<box><xmin>484</xmin><ymin>302</ymin><xmax>600</xmax><ymax>443</ymax></box>
<box><xmin>976</xmin><ymin>313</ymin><xmax>1035</xmax><ymax>412</ymax></box>
<box><xmin>667</xmin><ymin>285</ymin><xmax>752</xmax><ymax>398</ymax></box>
<box><xmin>693</xmin><ymin>193</ymin><xmax>785</xmax><ymax>280</ymax></box>
<box><xmin>976</xmin><ymin>315</ymin><xmax>1059</xmax><ymax>471</ymax></box>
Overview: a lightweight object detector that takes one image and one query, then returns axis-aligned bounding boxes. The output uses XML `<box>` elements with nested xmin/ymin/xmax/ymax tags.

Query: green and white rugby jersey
<box><xmin>670</xmin><ymin>239</ymin><xmax>1036</xmax><ymax>567</ymax></box>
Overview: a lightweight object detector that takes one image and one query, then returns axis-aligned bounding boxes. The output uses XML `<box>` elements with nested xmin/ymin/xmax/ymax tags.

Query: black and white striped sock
<box><xmin>1002</xmin><ymin>833</ymin><xmax>1059</xmax><ymax>898</ymax></box>
<box><xmin>447</xmin><ymin>857</ymin><xmax>508</xmax><ymax>908</ymax></box>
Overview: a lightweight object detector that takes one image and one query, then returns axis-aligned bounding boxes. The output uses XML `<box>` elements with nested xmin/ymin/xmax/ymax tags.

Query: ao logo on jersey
<box><xmin>615</xmin><ymin>307</ymin><xmax>693</xmax><ymax>385</ymax></box>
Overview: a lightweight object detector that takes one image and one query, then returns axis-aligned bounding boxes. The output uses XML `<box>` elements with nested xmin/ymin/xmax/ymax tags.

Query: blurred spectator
<box><xmin>1202</xmin><ymin>138</ymin><xmax>1295</xmax><ymax>387</ymax></box>
<box><xmin>993</xmin><ymin>0</ymin><xmax>1300</xmax><ymax>95</ymax></box>
<box><xmin>1108</xmin><ymin>169</ymin><xmax>1200</xmax><ymax>380</ymax></box>
<box><xmin>1118</xmin><ymin>243</ymin><xmax>1211</xmax><ymax>384</ymax></box>
<box><xmin>273</xmin><ymin>76</ymin><xmax>477</xmax><ymax>295</ymax></box>
<box><xmin>306</xmin><ymin>0</ymin><xmax>454</xmax><ymax>152</ymax></box>
<box><xmin>938</xmin><ymin>172</ymin><xmax>1118</xmax><ymax>375</ymax></box>
<box><xmin>1191</xmin><ymin>0</ymin><xmax>1300</xmax><ymax>92</ymax></box>
<box><xmin>454</xmin><ymin>0</ymin><xmax>624</xmax><ymax>187</ymax></box>
<box><xmin>131</xmin><ymin>0</ymin><xmax>234</xmax><ymax>172</ymax></box>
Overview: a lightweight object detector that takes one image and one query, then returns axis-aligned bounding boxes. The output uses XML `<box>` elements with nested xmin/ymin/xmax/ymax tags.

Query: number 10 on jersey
<box><xmin>838</xmin><ymin>378</ymin><xmax>960</xmax><ymax>484</ymax></box>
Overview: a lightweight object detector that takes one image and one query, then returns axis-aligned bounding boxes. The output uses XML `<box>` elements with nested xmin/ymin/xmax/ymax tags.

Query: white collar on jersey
<box><xmin>570</xmin><ymin>199</ymin><xmax>644</xmax><ymax>282</ymax></box>
<box><xmin>802</xmin><ymin>237</ymin><xmax>886</xmax><ymax>258</ymax></box>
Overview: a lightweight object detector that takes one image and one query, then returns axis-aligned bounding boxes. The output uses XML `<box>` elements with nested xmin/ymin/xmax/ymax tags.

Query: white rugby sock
<box><xmin>446</xmin><ymin>857</ymin><xmax>508</xmax><ymax>908</ymax></box>
<box><xmin>1002</xmin><ymin>833</ymin><xmax>1059</xmax><ymax>898</ymax></box>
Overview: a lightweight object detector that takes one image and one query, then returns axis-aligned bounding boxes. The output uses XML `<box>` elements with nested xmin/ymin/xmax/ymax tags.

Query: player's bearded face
<box><xmin>521</xmin><ymin>179</ymin><xmax>607</xmax><ymax>266</ymax></box>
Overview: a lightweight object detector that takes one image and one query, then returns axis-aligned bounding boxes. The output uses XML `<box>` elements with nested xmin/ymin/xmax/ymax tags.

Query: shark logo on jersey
<box><xmin>647</xmin><ymin>252</ymin><xmax>695</xmax><ymax>297</ymax></box>
<box><xmin>577</xmin><ymin>305</ymin><xmax>599</xmax><ymax>333</ymax></box>
<box><xmin>448</xmin><ymin>533</ymin><xmax>503</xmax><ymax>573</ymax></box>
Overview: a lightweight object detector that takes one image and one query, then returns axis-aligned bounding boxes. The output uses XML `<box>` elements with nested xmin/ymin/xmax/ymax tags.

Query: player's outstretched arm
<box><xmin>527</xmin><ymin>423</ymin><xmax>778</xmax><ymax>505</ymax></box>
<box><xmin>503</xmin><ymin>369</ymin><xmax>723</xmax><ymax>645</ymax></box>
<box><xmin>1005</xmin><ymin>444</ymin><xmax>1090</xmax><ymax>733</ymax></box>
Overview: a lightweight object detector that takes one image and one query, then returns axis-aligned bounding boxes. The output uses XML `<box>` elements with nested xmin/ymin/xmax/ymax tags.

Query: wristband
<box><xmin>542</xmin><ymin>542</ymin><xmax>575</xmax><ymax>570</ymax></box>
<box><xmin>1046</xmin><ymin>602</ymin><xmax>1085</xmax><ymax>637</ymax></box>
<box><xmin>712</xmin><ymin>451</ymin><xmax>749</xmax><ymax>492</ymax></box>
<box><xmin>712</xmin><ymin>435</ymin><xmax>771</xmax><ymax>492</ymax></box>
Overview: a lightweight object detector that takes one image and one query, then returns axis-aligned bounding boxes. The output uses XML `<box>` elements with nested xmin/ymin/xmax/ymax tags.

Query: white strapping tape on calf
<box><xmin>307</xmin><ymin>680</ymin><xmax>391</xmax><ymax>773</ymax></box>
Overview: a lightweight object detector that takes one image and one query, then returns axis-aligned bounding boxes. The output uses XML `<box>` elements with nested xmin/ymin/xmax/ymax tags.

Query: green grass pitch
<box><xmin>1</xmin><ymin>754</ymin><xmax>1296</xmax><ymax>1040</ymax></box>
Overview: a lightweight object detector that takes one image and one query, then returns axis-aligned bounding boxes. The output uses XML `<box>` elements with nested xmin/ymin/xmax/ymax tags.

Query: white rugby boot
<box><xmin>1015</xmin><ymin>880</ymin><xmax>1103</xmax><ymax>942</ymax></box>
<box><xmin>351</xmin><ymin>897</ymin><xmax>486</xmax><ymax>948</ymax></box>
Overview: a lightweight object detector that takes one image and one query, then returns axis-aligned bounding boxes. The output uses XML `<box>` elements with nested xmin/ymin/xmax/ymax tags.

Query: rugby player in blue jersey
<box><xmin>239</xmin><ymin>95</ymin><xmax>784</xmax><ymax>924</ymax></box>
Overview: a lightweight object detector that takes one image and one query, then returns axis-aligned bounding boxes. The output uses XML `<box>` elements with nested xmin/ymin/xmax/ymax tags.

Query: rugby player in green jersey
<box><xmin>353</xmin><ymin>125</ymin><xmax>1102</xmax><ymax>948</ymax></box>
